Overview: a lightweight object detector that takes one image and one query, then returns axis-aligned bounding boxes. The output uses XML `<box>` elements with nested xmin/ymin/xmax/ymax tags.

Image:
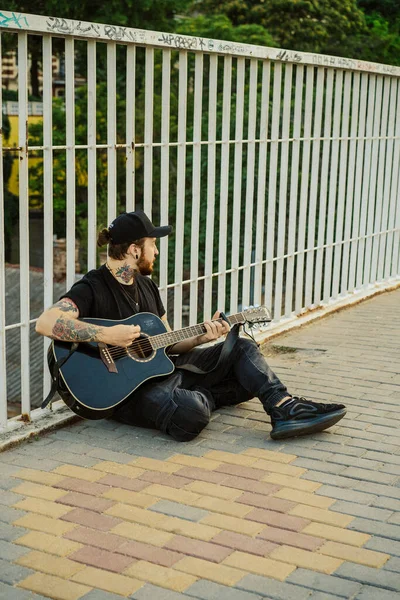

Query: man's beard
<box><xmin>137</xmin><ymin>255</ymin><xmax>154</xmax><ymax>276</ymax></box>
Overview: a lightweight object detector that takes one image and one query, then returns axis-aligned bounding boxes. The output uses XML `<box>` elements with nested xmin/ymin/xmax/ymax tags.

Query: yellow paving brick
<box><xmin>242</xmin><ymin>448</ymin><xmax>298</xmax><ymax>463</ymax></box>
<box><xmin>105</xmin><ymin>503</ymin><xmax>169</xmax><ymax>527</ymax></box>
<box><xmin>270</xmin><ymin>545</ymin><xmax>343</xmax><ymax>574</ymax></box>
<box><xmin>289</xmin><ymin>505</ymin><xmax>354</xmax><ymax>528</ymax></box>
<box><xmin>174</xmin><ymin>556</ymin><xmax>244</xmax><ymax>586</ymax></box>
<box><xmin>16</xmin><ymin>550</ymin><xmax>85</xmax><ymax>578</ymax></box>
<box><xmin>252</xmin><ymin>459</ymin><xmax>306</xmax><ymax>477</ymax></box>
<box><xmin>92</xmin><ymin>461</ymin><xmax>145</xmax><ymax>479</ymax></box>
<box><xmin>12</xmin><ymin>468</ymin><xmax>65</xmax><ymax>486</ymax></box>
<box><xmin>273</xmin><ymin>488</ymin><xmax>335</xmax><ymax>509</ymax></box>
<box><xmin>14</xmin><ymin>531</ymin><xmax>83</xmax><ymax>557</ymax></box>
<box><xmin>13</xmin><ymin>497</ymin><xmax>73</xmax><ymax>519</ymax></box>
<box><xmin>159</xmin><ymin>517</ymin><xmax>221</xmax><ymax>541</ymax></box>
<box><xmin>166</xmin><ymin>454</ymin><xmax>220</xmax><ymax>470</ymax></box>
<box><xmin>102</xmin><ymin>487</ymin><xmax>157</xmax><ymax>508</ymax></box>
<box><xmin>201</xmin><ymin>513</ymin><xmax>265</xmax><ymax>536</ymax></box>
<box><xmin>18</xmin><ymin>572</ymin><xmax>91</xmax><ymax>600</ymax></box>
<box><xmin>223</xmin><ymin>551</ymin><xmax>296</xmax><ymax>581</ymax></box>
<box><xmin>261</xmin><ymin>473</ymin><xmax>322</xmax><ymax>492</ymax></box>
<box><xmin>53</xmin><ymin>465</ymin><xmax>105</xmax><ymax>482</ymax></box>
<box><xmin>302</xmin><ymin>523</ymin><xmax>370</xmax><ymax>547</ymax></box>
<box><xmin>193</xmin><ymin>495</ymin><xmax>253</xmax><ymax>518</ymax></box>
<box><xmin>111</xmin><ymin>521</ymin><xmax>174</xmax><ymax>546</ymax></box>
<box><xmin>125</xmin><ymin>560</ymin><xmax>197</xmax><ymax>592</ymax></box>
<box><xmin>132</xmin><ymin>457</ymin><xmax>182</xmax><ymax>474</ymax></box>
<box><xmin>203</xmin><ymin>450</ymin><xmax>258</xmax><ymax>467</ymax></box>
<box><xmin>13</xmin><ymin>514</ymin><xmax>77</xmax><ymax>536</ymax></box>
<box><xmin>72</xmin><ymin>566</ymin><xmax>143</xmax><ymax>596</ymax></box>
<box><xmin>142</xmin><ymin>484</ymin><xmax>201</xmax><ymax>505</ymax></box>
<box><xmin>12</xmin><ymin>481</ymin><xmax>68</xmax><ymax>502</ymax></box>
<box><xmin>186</xmin><ymin>481</ymin><xmax>242</xmax><ymax>501</ymax></box>
<box><xmin>319</xmin><ymin>541</ymin><xmax>390</xmax><ymax>568</ymax></box>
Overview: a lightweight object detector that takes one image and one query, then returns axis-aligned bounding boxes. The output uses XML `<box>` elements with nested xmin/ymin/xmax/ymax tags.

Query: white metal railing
<box><xmin>1</xmin><ymin>10</ymin><xmax>400</xmax><ymax>426</ymax></box>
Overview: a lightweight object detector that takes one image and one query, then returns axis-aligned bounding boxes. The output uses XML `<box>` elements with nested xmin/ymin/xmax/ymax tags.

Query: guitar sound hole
<box><xmin>127</xmin><ymin>335</ymin><xmax>155</xmax><ymax>361</ymax></box>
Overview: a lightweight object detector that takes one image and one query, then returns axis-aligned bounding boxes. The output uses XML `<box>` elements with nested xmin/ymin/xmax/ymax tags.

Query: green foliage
<box><xmin>2</xmin><ymin>114</ymin><xmax>19</xmax><ymax>261</ymax></box>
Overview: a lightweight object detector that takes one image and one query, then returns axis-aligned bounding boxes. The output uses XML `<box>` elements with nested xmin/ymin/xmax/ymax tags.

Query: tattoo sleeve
<box><xmin>52</xmin><ymin>299</ymin><xmax>79</xmax><ymax>314</ymax></box>
<box><xmin>51</xmin><ymin>317</ymin><xmax>104</xmax><ymax>342</ymax></box>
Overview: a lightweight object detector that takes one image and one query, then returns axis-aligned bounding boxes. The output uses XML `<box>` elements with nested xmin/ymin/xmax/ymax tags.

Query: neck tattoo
<box><xmin>106</xmin><ymin>261</ymin><xmax>135</xmax><ymax>284</ymax></box>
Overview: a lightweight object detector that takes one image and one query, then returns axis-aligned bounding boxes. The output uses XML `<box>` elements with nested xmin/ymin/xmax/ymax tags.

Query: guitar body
<box><xmin>51</xmin><ymin>313</ymin><xmax>175</xmax><ymax>420</ymax></box>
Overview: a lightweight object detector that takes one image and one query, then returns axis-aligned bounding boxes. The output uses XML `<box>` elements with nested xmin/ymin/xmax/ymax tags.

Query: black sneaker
<box><xmin>269</xmin><ymin>396</ymin><xmax>346</xmax><ymax>440</ymax></box>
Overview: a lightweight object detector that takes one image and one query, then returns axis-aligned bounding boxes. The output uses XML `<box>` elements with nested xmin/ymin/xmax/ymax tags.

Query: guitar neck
<box><xmin>150</xmin><ymin>313</ymin><xmax>245</xmax><ymax>350</ymax></box>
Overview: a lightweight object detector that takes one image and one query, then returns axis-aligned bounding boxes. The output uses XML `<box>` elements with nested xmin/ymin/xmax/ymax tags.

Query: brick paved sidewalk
<box><xmin>1</xmin><ymin>288</ymin><xmax>400</xmax><ymax>600</ymax></box>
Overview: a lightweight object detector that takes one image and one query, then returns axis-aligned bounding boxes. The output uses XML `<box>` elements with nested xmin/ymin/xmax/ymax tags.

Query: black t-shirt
<box><xmin>61</xmin><ymin>265</ymin><xmax>165</xmax><ymax>321</ymax></box>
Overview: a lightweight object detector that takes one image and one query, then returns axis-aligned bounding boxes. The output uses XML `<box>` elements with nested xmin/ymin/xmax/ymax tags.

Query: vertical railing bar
<box><xmin>230</xmin><ymin>57</ymin><xmax>245</xmax><ymax>315</ymax></box>
<box><xmin>173</xmin><ymin>51</ymin><xmax>188</xmax><ymax>330</ymax></box>
<box><xmin>0</xmin><ymin>33</ymin><xmax>7</xmax><ymax>426</ymax></box>
<box><xmin>144</xmin><ymin>47</ymin><xmax>154</xmax><ymax>217</ymax></box>
<box><xmin>42</xmin><ymin>34</ymin><xmax>53</xmax><ymax>401</ymax></box>
<box><xmin>189</xmin><ymin>53</ymin><xmax>203</xmax><ymax>325</ymax></box>
<box><xmin>159</xmin><ymin>49</ymin><xmax>171</xmax><ymax>313</ymax></box>
<box><xmin>392</xmin><ymin>100</ymin><xmax>400</xmax><ymax>276</ymax></box>
<box><xmin>217</xmin><ymin>55</ymin><xmax>232</xmax><ymax>312</ymax></box>
<box><xmin>204</xmin><ymin>54</ymin><xmax>218</xmax><ymax>321</ymax></box>
<box><xmin>314</xmin><ymin>68</ymin><xmax>334</xmax><ymax>306</ymax></box>
<box><xmin>242</xmin><ymin>58</ymin><xmax>258</xmax><ymax>309</ymax></box>
<box><xmin>304</xmin><ymin>66</ymin><xmax>324</xmax><ymax>308</ymax></box>
<box><xmin>286</xmin><ymin>64</ymin><xmax>304</xmax><ymax>315</ymax></box>
<box><xmin>295</xmin><ymin>65</ymin><xmax>314</xmax><ymax>313</ymax></box>
<box><xmin>332</xmin><ymin>70</ymin><xmax>352</xmax><ymax>299</ymax></box>
<box><xmin>107</xmin><ymin>42</ymin><xmax>117</xmax><ymax>225</ymax></box>
<box><xmin>323</xmin><ymin>69</ymin><xmax>343</xmax><ymax>304</ymax></box>
<box><xmin>265</xmin><ymin>61</ymin><xmax>282</xmax><ymax>315</ymax></box>
<box><xmin>274</xmin><ymin>63</ymin><xmax>292</xmax><ymax>319</ymax></box>
<box><xmin>254</xmin><ymin>61</ymin><xmax>271</xmax><ymax>307</ymax></box>
<box><xmin>87</xmin><ymin>40</ymin><xmax>97</xmax><ymax>270</ymax></box>
<box><xmin>377</xmin><ymin>77</ymin><xmax>394</xmax><ymax>282</ymax></box>
<box><xmin>348</xmin><ymin>72</ymin><xmax>365</xmax><ymax>293</ymax></box>
<box><xmin>356</xmin><ymin>75</ymin><xmax>376</xmax><ymax>289</ymax></box>
<box><xmin>386</xmin><ymin>79</ymin><xmax>400</xmax><ymax>280</ymax></box>
<box><xmin>126</xmin><ymin>45</ymin><xmax>136</xmax><ymax>212</ymax></box>
<box><xmin>65</xmin><ymin>37</ymin><xmax>76</xmax><ymax>291</ymax></box>
<box><xmin>363</xmin><ymin>75</ymin><xmax>383</xmax><ymax>287</ymax></box>
<box><xmin>18</xmin><ymin>32</ymin><xmax>30</xmax><ymax>417</ymax></box>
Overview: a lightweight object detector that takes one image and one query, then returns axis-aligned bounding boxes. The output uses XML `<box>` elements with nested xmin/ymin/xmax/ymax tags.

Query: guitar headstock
<box><xmin>242</xmin><ymin>305</ymin><xmax>272</xmax><ymax>325</ymax></box>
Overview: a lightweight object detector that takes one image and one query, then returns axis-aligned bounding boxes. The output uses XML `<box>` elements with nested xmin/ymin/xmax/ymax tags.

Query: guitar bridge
<box><xmin>98</xmin><ymin>343</ymin><xmax>118</xmax><ymax>373</ymax></box>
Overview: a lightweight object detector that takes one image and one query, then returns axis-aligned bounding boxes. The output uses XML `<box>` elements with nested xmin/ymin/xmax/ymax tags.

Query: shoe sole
<box><xmin>270</xmin><ymin>409</ymin><xmax>347</xmax><ymax>440</ymax></box>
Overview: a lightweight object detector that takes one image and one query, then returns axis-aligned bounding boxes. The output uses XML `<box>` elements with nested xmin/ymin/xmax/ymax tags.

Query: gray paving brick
<box><xmin>383</xmin><ymin>557</ymin><xmax>400</xmax><ymax>572</ymax></box>
<box><xmin>348</xmin><ymin>516</ymin><xmax>400</xmax><ymax>540</ymax></box>
<box><xmin>87</xmin><ymin>448</ymin><xmax>139</xmax><ymax>464</ymax></box>
<box><xmin>0</xmin><ymin>464</ymin><xmax>20</xmax><ymax>478</ymax></box>
<box><xmin>0</xmin><ymin>522</ymin><xmax>27</xmax><ymax>542</ymax></box>
<box><xmin>0</xmin><ymin>539</ymin><xmax>30</xmax><ymax>561</ymax></box>
<box><xmin>0</xmin><ymin>490</ymin><xmax>23</xmax><ymax>506</ymax></box>
<box><xmin>0</xmin><ymin>558</ymin><xmax>33</xmax><ymax>584</ymax></box>
<box><xmin>149</xmin><ymin>500</ymin><xmax>209</xmax><ymax>522</ymax></box>
<box><xmin>50</xmin><ymin>451</ymin><xmax>99</xmax><ymax>467</ymax></box>
<box><xmin>373</xmin><ymin>496</ymin><xmax>400</xmax><ymax>511</ymax></box>
<box><xmin>1</xmin><ymin>455</ymin><xmax>61</xmax><ymax>471</ymax></box>
<box><xmin>314</xmin><ymin>442</ymin><xmax>365</xmax><ymax>457</ymax></box>
<box><xmin>287</xmin><ymin>569</ymin><xmax>361</xmax><ymax>598</ymax></box>
<box><xmin>387</xmin><ymin>512</ymin><xmax>400</xmax><ymax>525</ymax></box>
<box><xmin>280</xmin><ymin>447</ymin><xmax>334</xmax><ymax>461</ymax></box>
<box><xmin>329</xmin><ymin>500</ymin><xmax>393</xmax><ymax>521</ymax></box>
<box><xmin>341</xmin><ymin>467</ymin><xmax>397</xmax><ymax>485</ymax></box>
<box><xmin>364</xmin><ymin>535</ymin><xmax>400</xmax><ymax>557</ymax></box>
<box><xmin>0</xmin><ymin>477</ymin><xmax>18</xmax><ymax>491</ymax></box>
<box><xmin>363</xmin><ymin>451</ymin><xmax>400</xmax><ymax>466</ymax></box>
<box><xmin>354</xmin><ymin>586</ymin><xmax>400</xmax><ymax>600</ymax></box>
<box><xmin>186</xmin><ymin>579</ymin><xmax>262</xmax><ymax>600</ymax></box>
<box><xmin>235</xmin><ymin>574</ymin><xmax>312</xmax><ymax>599</ymax></box>
<box><xmin>82</xmin><ymin>590</ymin><xmax>127</xmax><ymax>600</ymax></box>
<box><xmin>310</xmin><ymin>593</ymin><xmax>342</xmax><ymax>600</ymax></box>
<box><xmin>315</xmin><ymin>486</ymin><xmax>375</xmax><ymax>505</ymax></box>
<box><xmin>335</xmin><ymin>562</ymin><xmax>400</xmax><ymax>591</ymax></box>
<box><xmin>0</xmin><ymin>581</ymin><xmax>47</xmax><ymax>599</ymax></box>
<box><xmin>0</xmin><ymin>506</ymin><xmax>26</xmax><ymax>524</ymax></box>
<box><xmin>351</xmin><ymin>481</ymin><xmax>400</xmax><ymax>500</ymax></box>
<box><xmin>291</xmin><ymin>459</ymin><xmax>346</xmax><ymax>474</ymax></box>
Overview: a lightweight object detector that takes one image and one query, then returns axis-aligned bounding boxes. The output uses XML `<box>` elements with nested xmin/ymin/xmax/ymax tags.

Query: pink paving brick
<box><xmin>61</xmin><ymin>508</ymin><xmax>122</xmax><ymax>531</ymax></box>
<box><xmin>53</xmin><ymin>477</ymin><xmax>111</xmax><ymax>496</ymax></box>
<box><xmin>174</xmin><ymin>467</ymin><xmax>229</xmax><ymax>484</ymax></box>
<box><xmin>96</xmin><ymin>474</ymin><xmax>151</xmax><ymax>492</ymax></box>
<box><xmin>64</xmin><ymin>527</ymin><xmax>127</xmax><ymax>552</ymax></box>
<box><xmin>257</xmin><ymin>526</ymin><xmax>325</xmax><ymax>551</ymax></box>
<box><xmin>56</xmin><ymin>492</ymin><xmax>115</xmax><ymax>513</ymax></box>
<box><xmin>214</xmin><ymin>463</ymin><xmax>270</xmax><ymax>480</ymax></box>
<box><xmin>164</xmin><ymin>535</ymin><xmax>233</xmax><ymax>563</ymax></box>
<box><xmin>69</xmin><ymin>545</ymin><xmax>136</xmax><ymax>572</ymax></box>
<box><xmin>138</xmin><ymin>472</ymin><xmax>193</xmax><ymax>489</ymax></box>
<box><xmin>238</xmin><ymin>492</ymin><xmax>296</xmax><ymax>513</ymax></box>
<box><xmin>245</xmin><ymin>508</ymin><xmax>310</xmax><ymax>532</ymax></box>
<box><xmin>211</xmin><ymin>530</ymin><xmax>278</xmax><ymax>557</ymax></box>
<box><xmin>118</xmin><ymin>540</ymin><xmax>183</xmax><ymax>567</ymax></box>
<box><xmin>221</xmin><ymin>475</ymin><xmax>280</xmax><ymax>496</ymax></box>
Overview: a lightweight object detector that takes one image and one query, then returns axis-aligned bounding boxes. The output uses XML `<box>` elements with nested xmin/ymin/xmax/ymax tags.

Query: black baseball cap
<box><xmin>108</xmin><ymin>210</ymin><xmax>172</xmax><ymax>244</ymax></box>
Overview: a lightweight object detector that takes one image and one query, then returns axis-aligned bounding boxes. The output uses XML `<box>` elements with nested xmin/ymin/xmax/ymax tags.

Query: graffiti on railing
<box><xmin>157</xmin><ymin>33</ymin><xmax>249</xmax><ymax>55</ymax></box>
<box><xmin>0</xmin><ymin>12</ymin><xmax>29</xmax><ymax>28</ymax></box>
<box><xmin>46</xmin><ymin>17</ymin><xmax>146</xmax><ymax>43</ymax></box>
<box><xmin>276</xmin><ymin>50</ymin><xmax>302</xmax><ymax>63</ymax></box>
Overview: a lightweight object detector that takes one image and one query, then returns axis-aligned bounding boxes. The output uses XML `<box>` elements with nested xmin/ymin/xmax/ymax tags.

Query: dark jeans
<box><xmin>113</xmin><ymin>337</ymin><xmax>288</xmax><ymax>442</ymax></box>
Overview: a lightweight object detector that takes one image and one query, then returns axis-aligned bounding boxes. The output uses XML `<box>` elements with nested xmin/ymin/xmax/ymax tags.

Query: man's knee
<box><xmin>166</xmin><ymin>388</ymin><xmax>212</xmax><ymax>442</ymax></box>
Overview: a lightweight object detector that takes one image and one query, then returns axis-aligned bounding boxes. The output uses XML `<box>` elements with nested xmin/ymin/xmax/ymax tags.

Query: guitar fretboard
<box><xmin>150</xmin><ymin>313</ymin><xmax>244</xmax><ymax>350</ymax></box>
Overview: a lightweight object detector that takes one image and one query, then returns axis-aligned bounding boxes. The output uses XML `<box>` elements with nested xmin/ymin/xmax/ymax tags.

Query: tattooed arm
<box><xmin>35</xmin><ymin>299</ymin><xmax>141</xmax><ymax>347</ymax></box>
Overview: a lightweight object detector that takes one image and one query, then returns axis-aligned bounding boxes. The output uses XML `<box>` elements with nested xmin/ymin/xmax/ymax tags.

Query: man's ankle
<box><xmin>274</xmin><ymin>395</ymin><xmax>292</xmax><ymax>408</ymax></box>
